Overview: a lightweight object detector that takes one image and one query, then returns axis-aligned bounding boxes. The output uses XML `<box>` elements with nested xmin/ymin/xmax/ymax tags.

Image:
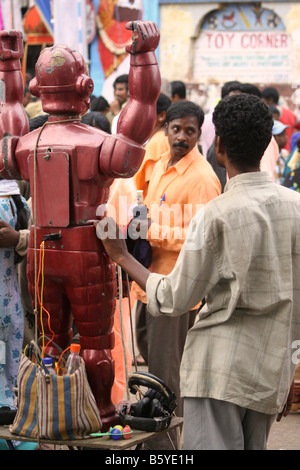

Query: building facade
<box><xmin>158</xmin><ymin>1</ymin><xmax>300</xmax><ymax>111</ymax></box>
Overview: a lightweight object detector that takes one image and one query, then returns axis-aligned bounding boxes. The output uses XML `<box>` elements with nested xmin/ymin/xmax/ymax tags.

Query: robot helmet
<box><xmin>29</xmin><ymin>44</ymin><xmax>94</xmax><ymax>115</ymax></box>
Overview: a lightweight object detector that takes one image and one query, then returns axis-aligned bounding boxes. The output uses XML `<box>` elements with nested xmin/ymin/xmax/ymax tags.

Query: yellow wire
<box><xmin>39</xmin><ymin>241</ymin><xmax>45</xmax><ymax>356</ymax></box>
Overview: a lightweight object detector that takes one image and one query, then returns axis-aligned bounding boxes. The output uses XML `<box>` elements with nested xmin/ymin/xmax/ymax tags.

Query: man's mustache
<box><xmin>173</xmin><ymin>141</ymin><xmax>189</xmax><ymax>149</ymax></box>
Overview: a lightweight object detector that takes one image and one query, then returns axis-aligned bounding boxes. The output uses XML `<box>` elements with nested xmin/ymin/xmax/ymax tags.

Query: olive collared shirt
<box><xmin>147</xmin><ymin>171</ymin><xmax>300</xmax><ymax>415</ymax></box>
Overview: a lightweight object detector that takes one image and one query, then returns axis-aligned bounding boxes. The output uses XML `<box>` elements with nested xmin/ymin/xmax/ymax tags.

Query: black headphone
<box><xmin>118</xmin><ymin>372</ymin><xmax>177</xmax><ymax>432</ymax></box>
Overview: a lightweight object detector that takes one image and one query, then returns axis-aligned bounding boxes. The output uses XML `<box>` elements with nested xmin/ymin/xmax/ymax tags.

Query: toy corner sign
<box><xmin>192</xmin><ymin>3</ymin><xmax>293</xmax><ymax>84</ymax></box>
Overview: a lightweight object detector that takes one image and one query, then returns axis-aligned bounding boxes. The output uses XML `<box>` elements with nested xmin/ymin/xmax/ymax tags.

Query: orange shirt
<box><xmin>133</xmin><ymin>129</ymin><xmax>169</xmax><ymax>199</ymax></box>
<box><xmin>106</xmin><ymin>178</ymin><xmax>136</xmax><ymax>404</ymax></box>
<box><xmin>132</xmin><ymin>145</ymin><xmax>221</xmax><ymax>304</ymax></box>
<box><xmin>107</xmin><ymin>177</ymin><xmax>136</xmax><ymax>229</ymax></box>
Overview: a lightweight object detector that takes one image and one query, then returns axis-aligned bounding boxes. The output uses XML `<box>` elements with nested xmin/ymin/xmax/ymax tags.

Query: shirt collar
<box><xmin>224</xmin><ymin>171</ymin><xmax>272</xmax><ymax>193</ymax></box>
<box><xmin>162</xmin><ymin>145</ymin><xmax>200</xmax><ymax>175</ymax></box>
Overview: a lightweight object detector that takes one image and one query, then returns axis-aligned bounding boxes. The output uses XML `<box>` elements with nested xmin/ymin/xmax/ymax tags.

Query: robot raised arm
<box><xmin>0</xmin><ymin>31</ymin><xmax>29</xmax><ymax>180</ymax></box>
<box><xmin>100</xmin><ymin>21</ymin><xmax>161</xmax><ymax>178</ymax></box>
<box><xmin>117</xmin><ymin>21</ymin><xmax>161</xmax><ymax>145</ymax></box>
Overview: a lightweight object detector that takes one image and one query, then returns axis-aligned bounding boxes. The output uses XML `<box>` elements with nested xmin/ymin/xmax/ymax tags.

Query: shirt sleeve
<box><xmin>15</xmin><ymin>228</ymin><xmax>30</xmax><ymax>256</ymax></box>
<box><xmin>146</xmin><ymin>209</ymin><xmax>221</xmax><ymax>316</ymax></box>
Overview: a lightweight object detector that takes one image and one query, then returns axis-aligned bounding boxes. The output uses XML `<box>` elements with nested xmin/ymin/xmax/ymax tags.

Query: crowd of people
<box><xmin>1</xmin><ymin>66</ymin><xmax>300</xmax><ymax>451</ymax></box>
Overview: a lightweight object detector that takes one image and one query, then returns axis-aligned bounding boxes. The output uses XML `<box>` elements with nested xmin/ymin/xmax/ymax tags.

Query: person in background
<box><xmin>24</xmin><ymin>96</ymin><xmax>45</xmax><ymax>120</ymax></box>
<box><xmin>269</xmin><ymin>104</ymin><xmax>280</xmax><ymax>121</ymax></box>
<box><xmin>98</xmin><ymin>94</ymin><xmax>300</xmax><ymax>450</ymax></box>
<box><xmin>284</xmin><ymin>135</ymin><xmax>300</xmax><ymax>183</ymax></box>
<box><xmin>272</xmin><ymin>120</ymin><xmax>289</xmax><ymax>185</ymax></box>
<box><xmin>261</xmin><ymin>86</ymin><xmax>300</xmax><ymax>152</ymax></box>
<box><xmin>0</xmin><ymin>181</ymin><xmax>39</xmax><ymax>450</ymax></box>
<box><xmin>0</xmin><ymin>181</ymin><xmax>29</xmax><ymax>422</ymax></box>
<box><xmin>207</xmin><ymin>82</ymin><xmax>279</xmax><ymax>189</ymax></box>
<box><xmin>90</xmin><ymin>95</ymin><xmax>110</xmax><ymax>116</ymax></box>
<box><xmin>23</xmin><ymin>87</ymin><xmax>32</xmax><ymax>110</ymax></box>
<box><xmin>201</xmin><ymin>81</ymin><xmax>241</xmax><ymax>163</ymax></box>
<box><xmin>171</xmin><ymin>80</ymin><xmax>186</xmax><ymax>102</ymax></box>
<box><xmin>81</xmin><ymin>111</ymin><xmax>111</xmax><ymax>134</ymax></box>
<box><xmin>107</xmin><ymin>74</ymin><xmax>129</xmax><ymax>130</ymax></box>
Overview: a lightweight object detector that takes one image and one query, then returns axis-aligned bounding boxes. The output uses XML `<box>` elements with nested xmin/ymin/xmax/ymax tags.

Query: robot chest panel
<box><xmin>28</xmin><ymin>150</ymin><xmax>70</xmax><ymax>227</ymax></box>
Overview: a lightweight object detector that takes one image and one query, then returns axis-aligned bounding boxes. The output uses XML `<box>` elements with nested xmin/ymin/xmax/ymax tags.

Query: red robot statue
<box><xmin>0</xmin><ymin>23</ymin><xmax>160</xmax><ymax>430</ymax></box>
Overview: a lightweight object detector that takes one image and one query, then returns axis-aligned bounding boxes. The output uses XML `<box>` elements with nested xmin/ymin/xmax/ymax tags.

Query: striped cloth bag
<box><xmin>10</xmin><ymin>354</ymin><xmax>102</xmax><ymax>440</ymax></box>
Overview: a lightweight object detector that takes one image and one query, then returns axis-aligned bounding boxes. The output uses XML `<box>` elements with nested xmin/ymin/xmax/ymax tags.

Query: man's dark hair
<box><xmin>221</xmin><ymin>80</ymin><xmax>241</xmax><ymax>98</ymax></box>
<box><xmin>171</xmin><ymin>80</ymin><xmax>186</xmax><ymax>99</ymax></box>
<box><xmin>261</xmin><ymin>87</ymin><xmax>279</xmax><ymax>104</ymax></box>
<box><xmin>166</xmin><ymin>100</ymin><xmax>204</xmax><ymax>130</ymax></box>
<box><xmin>90</xmin><ymin>95</ymin><xmax>109</xmax><ymax>112</ymax></box>
<box><xmin>156</xmin><ymin>93</ymin><xmax>172</xmax><ymax>115</ymax></box>
<box><xmin>240</xmin><ymin>83</ymin><xmax>262</xmax><ymax>98</ymax></box>
<box><xmin>269</xmin><ymin>104</ymin><xmax>280</xmax><ymax>115</ymax></box>
<box><xmin>225</xmin><ymin>82</ymin><xmax>262</xmax><ymax>98</ymax></box>
<box><xmin>113</xmin><ymin>74</ymin><xmax>129</xmax><ymax>90</ymax></box>
<box><xmin>29</xmin><ymin>114</ymin><xmax>49</xmax><ymax>131</ymax></box>
<box><xmin>81</xmin><ymin>111</ymin><xmax>111</xmax><ymax>134</ymax></box>
<box><xmin>212</xmin><ymin>94</ymin><xmax>273</xmax><ymax>170</ymax></box>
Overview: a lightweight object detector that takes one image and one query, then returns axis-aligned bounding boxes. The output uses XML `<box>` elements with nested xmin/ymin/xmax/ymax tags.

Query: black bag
<box><xmin>126</xmin><ymin>204</ymin><xmax>152</xmax><ymax>268</ymax></box>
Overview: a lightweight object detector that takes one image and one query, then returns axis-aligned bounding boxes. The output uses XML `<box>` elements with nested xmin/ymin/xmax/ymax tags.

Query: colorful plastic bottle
<box><xmin>63</xmin><ymin>343</ymin><xmax>81</xmax><ymax>375</ymax></box>
<box><xmin>42</xmin><ymin>357</ymin><xmax>56</xmax><ymax>376</ymax></box>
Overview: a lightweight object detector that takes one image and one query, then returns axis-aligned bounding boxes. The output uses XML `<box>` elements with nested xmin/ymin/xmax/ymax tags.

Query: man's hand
<box><xmin>95</xmin><ymin>217</ymin><xmax>128</xmax><ymax>264</ymax></box>
<box><xmin>109</xmin><ymin>99</ymin><xmax>121</xmax><ymax>115</ymax></box>
<box><xmin>125</xmin><ymin>21</ymin><xmax>160</xmax><ymax>55</ymax></box>
<box><xmin>276</xmin><ymin>380</ymin><xmax>294</xmax><ymax>422</ymax></box>
<box><xmin>95</xmin><ymin>216</ymin><xmax>150</xmax><ymax>292</ymax></box>
<box><xmin>0</xmin><ymin>219</ymin><xmax>20</xmax><ymax>247</ymax></box>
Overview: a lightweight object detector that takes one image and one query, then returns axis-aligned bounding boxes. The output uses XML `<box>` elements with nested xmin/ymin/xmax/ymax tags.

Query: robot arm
<box><xmin>100</xmin><ymin>21</ymin><xmax>161</xmax><ymax>178</ymax></box>
<box><xmin>0</xmin><ymin>31</ymin><xmax>29</xmax><ymax>180</ymax></box>
<box><xmin>117</xmin><ymin>21</ymin><xmax>161</xmax><ymax>145</ymax></box>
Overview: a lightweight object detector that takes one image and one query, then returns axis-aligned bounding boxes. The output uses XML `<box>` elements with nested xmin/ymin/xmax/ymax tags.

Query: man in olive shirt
<box><xmin>97</xmin><ymin>94</ymin><xmax>300</xmax><ymax>450</ymax></box>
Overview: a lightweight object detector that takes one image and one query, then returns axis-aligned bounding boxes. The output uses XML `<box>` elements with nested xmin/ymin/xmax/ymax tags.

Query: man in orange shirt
<box><xmin>134</xmin><ymin>93</ymin><xmax>172</xmax><ymax>199</ymax></box>
<box><xmin>131</xmin><ymin>101</ymin><xmax>221</xmax><ymax>448</ymax></box>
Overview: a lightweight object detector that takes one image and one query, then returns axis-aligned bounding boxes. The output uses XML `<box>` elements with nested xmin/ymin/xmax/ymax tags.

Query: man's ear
<box><xmin>157</xmin><ymin>111</ymin><xmax>166</xmax><ymax>127</ymax></box>
<box><xmin>214</xmin><ymin>135</ymin><xmax>225</xmax><ymax>155</ymax></box>
<box><xmin>164</xmin><ymin>122</ymin><xmax>169</xmax><ymax>136</ymax></box>
<box><xmin>214</xmin><ymin>135</ymin><xmax>226</xmax><ymax>168</ymax></box>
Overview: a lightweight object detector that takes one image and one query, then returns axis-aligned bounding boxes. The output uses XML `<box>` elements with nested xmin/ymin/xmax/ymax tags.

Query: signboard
<box><xmin>193</xmin><ymin>3</ymin><xmax>292</xmax><ymax>83</ymax></box>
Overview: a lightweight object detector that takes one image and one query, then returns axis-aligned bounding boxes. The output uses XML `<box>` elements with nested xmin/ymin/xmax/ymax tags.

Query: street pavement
<box><xmin>267</xmin><ymin>411</ymin><xmax>300</xmax><ymax>450</ymax></box>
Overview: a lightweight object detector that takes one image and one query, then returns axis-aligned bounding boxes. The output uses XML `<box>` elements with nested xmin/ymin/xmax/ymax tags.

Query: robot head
<box><xmin>29</xmin><ymin>44</ymin><xmax>94</xmax><ymax>116</ymax></box>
